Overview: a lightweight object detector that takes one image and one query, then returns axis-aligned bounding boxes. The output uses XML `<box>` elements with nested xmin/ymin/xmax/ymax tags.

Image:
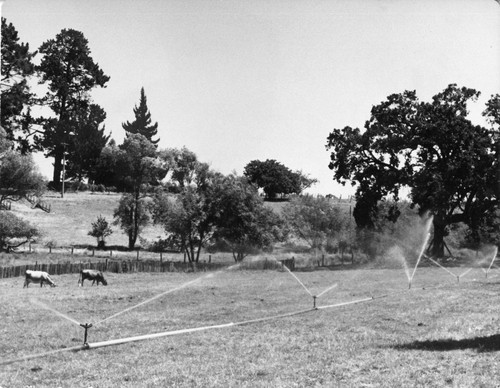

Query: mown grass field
<box><xmin>2</xmin><ymin>266</ymin><xmax>500</xmax><ymax>387</ymax></box>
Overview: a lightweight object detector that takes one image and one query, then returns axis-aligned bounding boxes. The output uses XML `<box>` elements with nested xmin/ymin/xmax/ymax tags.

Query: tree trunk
<box><xmin>429</xmin><ymin>219</ymin><xmax>446</xmax><ymax>258</ymax></box>
<box><xmin>128</xmin><ymin>232</ymin><xmax>136</xmax><ymax>250</ymax></box>
<box><xmin>52</xmin><ymin>152</ymin><xmax>62</xmax><ymax>187</ymax></box>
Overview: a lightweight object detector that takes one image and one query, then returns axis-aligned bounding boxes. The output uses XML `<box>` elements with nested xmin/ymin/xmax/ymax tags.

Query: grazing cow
<box><xmin>78</xmin><ymin>269</ymin><xmax>108</xmax><ymax>286</ymax></box>
<box><xmin>23</xmin><ymin>270</ymin><xmax>57</xmax><ymax>288</ymax></box>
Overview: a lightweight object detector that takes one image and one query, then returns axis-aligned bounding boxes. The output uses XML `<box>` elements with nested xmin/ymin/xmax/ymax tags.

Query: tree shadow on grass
<box><xmin>395</xmin><ymin>334</ymin><xmax>500</xmax><ymax>353</ymax></box>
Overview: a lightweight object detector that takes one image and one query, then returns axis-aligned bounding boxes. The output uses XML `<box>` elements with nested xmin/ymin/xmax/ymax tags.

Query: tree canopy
<box><xmin>212</xmin><ymin>175</ymin><xmax>286</xmax><ymax>261</ymax></box>
<box><xmin>152</xmin><ymin>170</ymin><xmax>223</xmax><ymax>263</ymax></box>
<box><xmin>122</xmin><ymin>87</ymin><xmax>159</xmax><ymax>145</ymax></box>
<box><xmin>37</xmin><ymin>28</ymin><xmax>110</xmax><ymax>186</ymax></box>
<box><xmin>326</xmin><ymin>84</ymin><xmax>499</xmax><ymax>257</ymax></box>
<box><xmin>0</xmin><ymin>127</ymin><xmax>46</xmax><ymax>205</ymax></box>
<box><xmin>1</xmin><ymin>17</ymin><xmax>37</xmax><ymax>151</ymax></box>
<box><xmin>283</xmin><ymin>194</ymin><xmax>346</xmax><ymax>252</ymax></box>
<box><xmin>66</xmin><ymin>103</ymin><xmax>109</xmax><ymax>182</ymax></box>
<box><xmin>112</xmin><ymin>134</ymin><xmax>167</xmax><ymax>249</ymax></box>
<box><xmin>243</xmin><ymin>159</ymin><xmax>317</xmax><ymax>199</ymax></box>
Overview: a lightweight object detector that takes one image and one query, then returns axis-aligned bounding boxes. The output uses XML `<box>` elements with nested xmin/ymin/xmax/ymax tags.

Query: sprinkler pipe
<box><xmin>83</xmin><ymin>307</ymin><xmax>315</xmax><ymax>351</ymax></box>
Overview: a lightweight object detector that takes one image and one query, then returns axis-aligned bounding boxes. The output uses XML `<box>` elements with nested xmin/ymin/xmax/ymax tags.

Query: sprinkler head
<box><xmin>80</xmin><ymin>323</ymin><xmax>93</xmax><ymax>346</ymax></box>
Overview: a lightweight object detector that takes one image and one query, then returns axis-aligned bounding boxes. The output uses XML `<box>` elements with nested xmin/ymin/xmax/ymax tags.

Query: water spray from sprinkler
<box><xmin>486</xmin><ymin>246</ymin><xmax>498</xmax><ymax>278</ymax></box>
<box><xmin>280</xmin><ymin>263</ymin><xmax>313</xmax><ymax>297</ymax></box>
<box><xmin>409</xmin><ymin>232</ymin><xmax>431</xmax><ymax>289</ymax></box>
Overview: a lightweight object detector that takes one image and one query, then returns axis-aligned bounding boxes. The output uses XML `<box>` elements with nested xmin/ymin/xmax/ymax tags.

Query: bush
<box><xmin>88</xmin><ymin>215</ymin><xmax>113</xmax><ymax>249</ymax></box>
<box><xmin>0</xmin><ymin>211</ymin><xmax>40</xmax><ymax>252</ymax></box>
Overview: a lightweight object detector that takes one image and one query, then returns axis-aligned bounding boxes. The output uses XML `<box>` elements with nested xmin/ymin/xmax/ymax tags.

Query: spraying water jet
<box><xmin>486</xmin><ymin>246</ymin><xmax>498</xmax><ymax>278</ymax></box>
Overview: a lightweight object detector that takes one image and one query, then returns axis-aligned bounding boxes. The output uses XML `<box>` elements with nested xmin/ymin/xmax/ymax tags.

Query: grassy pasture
<box><xmin>11</xmin><ymin>192</ymin><xmax>165</xmax><ymax>248</ymax></box>
<box><xmin>2</xmin><ymin>267</ymin><xmax>500</xmax><ymax>387</ymax></box>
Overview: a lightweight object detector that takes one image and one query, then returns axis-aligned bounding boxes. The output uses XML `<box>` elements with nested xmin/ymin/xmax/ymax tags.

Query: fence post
<box><xmin>160</xmin><ymin>252</ymin><xmax>162</xmax><ymax>262</ymax></box>
<box><xmin>209</xmin><ymin>254</ymin><xmax>211</xmax><ymax>264</ymax></box>
<box><xmin>92</xmin><ymin>249</ymin><xmax>95</xmax><ymax>257</ymax></box>
<box><xmin>322</xmin><ymin>254</ymin><xmax>325</xmax><ymax>267</ymax></box>
<box><xmin>71</xmin><ymin>247</ymin><xmax>74</xmax><ymax>255</ymax></box>
<box><xmin>105</xmin><ymin>258</ymin><xmax>108</xmax><ymax>271</ymax></box>
<box><xmin>110</xmin><ymin>250</ymin><xmax>112</xmax><ymax>258</ymax></box>
<box><xmin>137</xmin><ymin>250</ymin><xmax>140</xmax><ymax>261</ymax></box>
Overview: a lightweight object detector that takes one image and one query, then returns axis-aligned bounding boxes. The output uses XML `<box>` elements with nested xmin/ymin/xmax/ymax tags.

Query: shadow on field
<box><xmin>395</xmin><ymin>334</ymin><xmax>500</xmax><ymax>352</ymax></box>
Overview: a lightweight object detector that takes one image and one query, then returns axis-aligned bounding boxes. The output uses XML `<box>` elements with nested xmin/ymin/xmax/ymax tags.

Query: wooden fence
<box><xmin>0</xmin><ymin>259</ymin><xmax>229</xmax><ymax>280</ymax></box>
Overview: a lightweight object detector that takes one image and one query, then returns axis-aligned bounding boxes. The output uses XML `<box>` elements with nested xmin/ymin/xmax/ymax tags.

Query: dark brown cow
<box><xmin>78</xmin><ymin>269</ymin><xmax>108</xmax><ymax>286</ymax></box>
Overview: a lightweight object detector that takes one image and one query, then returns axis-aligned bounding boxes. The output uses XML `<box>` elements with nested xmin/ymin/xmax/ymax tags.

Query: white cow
<box><xmin>23</xmin><ymin>270</ymin><xmax>57</xmax><ymax>288</ymax></box>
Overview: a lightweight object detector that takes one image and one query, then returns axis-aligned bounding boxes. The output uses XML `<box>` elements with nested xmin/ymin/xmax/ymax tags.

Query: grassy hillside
<box><xmin>11</xmin><ymin>192</ymin><xmax>164</xmax><ymax>248</ymax></box>
<box><xmin>1</xmin><ymin>268</ymin><xmax>500</xmax><ymax>386</ymax></box>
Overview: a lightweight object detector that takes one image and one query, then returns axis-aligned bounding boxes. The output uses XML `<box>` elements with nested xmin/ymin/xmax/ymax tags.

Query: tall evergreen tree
<box><xmin>66</xmin><ymin>103</ymin><xmax>110</xmax><ymax>182</ymax></box>
<box><xmin>1</xmin><ymin>18</ymin><xmax>37</xmax><ymax>151</ymax></box>
<box><xmin>37</xmin><ymin>29</ymin><xmax>109</xmax><ymax>187</ymax></box>
<box><xmin>122</xmin><ymin>87</ymin><xmax>159</xmax><ymax>145</ymax></box>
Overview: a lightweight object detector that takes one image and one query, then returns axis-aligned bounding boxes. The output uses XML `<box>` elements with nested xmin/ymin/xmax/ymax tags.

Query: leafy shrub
<box><xmin>0</xmin><ymin>212</ymin><xmax>40</xmax><ymax>252</ymax></box>
<box><xmin>88</xmin><ymin>215</ymin><xmax>113</xmax><ymax>249</ymax></box>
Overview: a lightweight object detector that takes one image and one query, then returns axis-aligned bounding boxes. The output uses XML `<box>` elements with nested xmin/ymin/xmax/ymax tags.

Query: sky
<box><xmin>2</xmin><ymin>0</ymin><xmax>500</xmax><ymax>197</ymax></box>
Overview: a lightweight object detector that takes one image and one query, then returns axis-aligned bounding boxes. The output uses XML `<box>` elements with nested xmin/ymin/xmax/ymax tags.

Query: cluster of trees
<box><xmin>327</xmin><ymin>84</ymin><xmax>500</xmax><ymax>257</ymax></box>
<box><xmin>5</xmin><ymin>18</ymin><xmax>497</xmax><ymax>260</ymax></box>
<box><xmin>1</xmin><ymin>18</ymin><xmax>324</xmax><ymax>257</ymax></box>
<box><xmin>244</xmin><ymin>159</ymin><xmax>317</xmax><ymax>200</ymax></box>
<box><xmin>0</xmin><ymin>127</ymin><xmax>44</xmax><ymax>251</ymax></box>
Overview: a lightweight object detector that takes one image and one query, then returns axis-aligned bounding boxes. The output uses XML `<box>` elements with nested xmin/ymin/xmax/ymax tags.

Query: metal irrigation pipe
<box><xmin>84</xmin><ymin>307</ymin><xmax>316</xmax><ymax>351</ymax></box>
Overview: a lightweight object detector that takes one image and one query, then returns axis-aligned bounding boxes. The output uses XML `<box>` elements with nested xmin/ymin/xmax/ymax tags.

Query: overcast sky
<box><xmin>3</xmin><ymin>0</ymin><xmax>500</xmax><ymax>196</ymax></box>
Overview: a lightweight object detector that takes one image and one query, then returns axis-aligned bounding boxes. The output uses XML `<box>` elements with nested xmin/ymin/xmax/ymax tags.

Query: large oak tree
<box><xmin>326</xmin><ymin>84</ymin><xmax>499</xmax><ymax>257</ymax></box>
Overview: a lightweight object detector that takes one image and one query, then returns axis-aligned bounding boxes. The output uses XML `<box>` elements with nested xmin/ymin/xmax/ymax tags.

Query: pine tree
<box><xmin>122</xmin><ymin>87</ymin><xmax>159</xmax><ymax>145</ymax></box>
<box><xmin>1</xmin><ymin>18</ymin><xmax>37</xmax><ymax>150</ymax></box>
<box><xmin>37</xmin><ymin>29</ymin><xmax>109</xmax><ymax>187</ymax></box>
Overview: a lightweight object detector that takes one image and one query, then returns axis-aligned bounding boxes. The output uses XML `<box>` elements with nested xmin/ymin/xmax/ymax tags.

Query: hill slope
<box><xmin>11</xmin><ymin>192</ymin><xmax>164</xmax><ymax>248</ymax></box>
